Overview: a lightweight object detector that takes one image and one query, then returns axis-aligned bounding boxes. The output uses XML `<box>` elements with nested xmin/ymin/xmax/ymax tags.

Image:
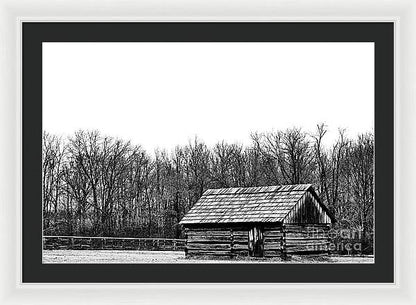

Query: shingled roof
<box><xmin>180</xmin><ymin>184</ymin><xmax>332</xmax><ymax>225</ymax></box>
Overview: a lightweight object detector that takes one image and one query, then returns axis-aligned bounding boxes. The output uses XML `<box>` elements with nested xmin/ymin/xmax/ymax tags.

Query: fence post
<box><xmin>43</xmin><ymin>236</ymin><xmax>186</xmax><ymax>251</ymax></box>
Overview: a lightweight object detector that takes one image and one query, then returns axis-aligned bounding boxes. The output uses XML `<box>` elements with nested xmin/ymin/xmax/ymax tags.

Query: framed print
<box><xmin>21</xmin><ymin>21</ymin><xmax>393</xmax><ymax>283</ymax></box>
<box><xmin>6</xmin><ymin>0</ymin><xmax>416</xmax><ymax>301</ymax></box>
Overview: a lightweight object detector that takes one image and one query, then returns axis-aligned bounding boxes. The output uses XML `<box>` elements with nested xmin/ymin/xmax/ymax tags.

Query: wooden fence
<box><xmin>43</xmin><ymin>236</ymin><xmax>186</xmax><ymax>251</ymax></box>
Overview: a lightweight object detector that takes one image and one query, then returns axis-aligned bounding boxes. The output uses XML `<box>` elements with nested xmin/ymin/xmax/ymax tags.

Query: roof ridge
<box><xmin>205</xmin><ymin>183</ymin><xmax>312</xmax><ymax>191</ymax></box>
<box><xmin>202</xmin><ymin>184</ymin><xmax>312</xmax><ymax>196</ymax></box>
<box><xmin>203</xmin><ymin>190</ymin><xmax>307</xmax><ymax>196</ymax></box>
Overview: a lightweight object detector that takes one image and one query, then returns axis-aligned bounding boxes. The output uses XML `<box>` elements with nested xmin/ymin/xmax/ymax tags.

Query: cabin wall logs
<box><xmin>282</xmin><ymin>224</ymin><xmax>330</xmax><ymax>254</ymax></box>
<box><xmin>263</xmin><ymin>225</ymin><xmax>284</xmax><ymax>257</ymax></box>
<box><xmin>185</xmin><ymin>224</ymin><xmax>331</xmax><ymax>258</ymax></box>
<box><xmin>185</xmin><ymin>227</ymin><xmax>249</xmax><ymax>257</ymax></box>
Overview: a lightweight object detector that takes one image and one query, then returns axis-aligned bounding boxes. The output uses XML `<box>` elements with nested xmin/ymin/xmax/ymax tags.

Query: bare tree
<box><xmin>185</xmin><ymin>137</ymin><xmax>211</xmax><ymax>205</ymax></box>
<box><xmin>252</xmin><ymin>128</ymin><xmax>315</xmax><ymax>184</ymax></box>
<box><xmin>313</xmin><ymin>125</ymin><xmax>349</xmax><ymax>213</ymax></box>
<box><xmin>42</xmin><ymin>132</ymin><xmax>66</xmax><ymax>234</ymax></box>
<box><xmin>42</xmin><ymin>127</ymin><xmax>375</xmax><ymax>253</ymax></box>
<box><xmin>347</xmin><ymin>133</ymin><xmax>374</xmax><ymax>249</ymax></box>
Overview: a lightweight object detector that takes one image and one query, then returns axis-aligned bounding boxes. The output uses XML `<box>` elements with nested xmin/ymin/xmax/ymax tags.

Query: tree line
<box><xmin>42</xmin><ymin>125</ymin><xmax>374</xmax><ymax>252</ymax></box>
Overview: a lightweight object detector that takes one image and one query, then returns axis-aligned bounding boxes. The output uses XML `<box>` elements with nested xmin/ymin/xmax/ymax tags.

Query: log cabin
<box><xmin>179</xmin><ymin>184</ymin><xmax>335</xmax><ymax>258</ymax></box>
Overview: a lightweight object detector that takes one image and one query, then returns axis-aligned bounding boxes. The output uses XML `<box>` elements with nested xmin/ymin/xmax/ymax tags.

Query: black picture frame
<box><xmin>22</xmin><ymin>22</ymin><xmax>394</xmax><ymax>283</ymax></box>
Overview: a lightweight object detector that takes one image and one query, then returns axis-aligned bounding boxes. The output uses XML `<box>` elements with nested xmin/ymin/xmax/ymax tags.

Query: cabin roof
<box><xmin>179</xmin><ymin>184</ymin><xmax>334</xmax><ymax>225</ymax></box>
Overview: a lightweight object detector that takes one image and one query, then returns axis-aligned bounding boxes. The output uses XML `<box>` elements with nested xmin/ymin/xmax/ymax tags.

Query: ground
<box><xmin>43</xmin><ymin>250</ymin><xmax>374</xmax><ymax>264</ymax></box>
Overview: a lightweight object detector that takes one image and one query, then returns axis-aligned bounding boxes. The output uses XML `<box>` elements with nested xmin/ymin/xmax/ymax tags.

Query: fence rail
<box><xmin>43</xmin><ymin>236</ymin><xmax>186</xmax><ymax>251</ymax></box>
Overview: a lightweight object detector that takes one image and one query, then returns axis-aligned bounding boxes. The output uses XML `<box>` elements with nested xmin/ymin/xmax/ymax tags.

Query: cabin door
<box><xmin>248</xmin><ymin>226</ymin><xmax>264</xmax><ymax>257</ymax></box>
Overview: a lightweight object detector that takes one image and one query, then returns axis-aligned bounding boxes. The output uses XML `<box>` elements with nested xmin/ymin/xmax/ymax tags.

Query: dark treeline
<box><xmin>43</xmin><ymin>125</ymin><xmax>374</xmax><ymax>252</ymax></box>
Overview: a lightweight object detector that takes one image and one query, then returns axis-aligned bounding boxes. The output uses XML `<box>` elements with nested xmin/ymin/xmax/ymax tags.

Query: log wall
<box><xmin>282</xmin><ymin>224</ymin><xmax>330</xmax><ymax>255</ymax></box>
<box><xmin>185</xmin><ymin>227</ymin><xmax>250</xmax><ymax>257</ymax></box>
<box><xmin>185</xmin><ymin>223</ymin><xmax>331</xmax><ymax>258</ymax></box>
<box><xmin>263</xmin><ymin>225</ymin><xmax>284</xmax><ymax>257</ymax></box>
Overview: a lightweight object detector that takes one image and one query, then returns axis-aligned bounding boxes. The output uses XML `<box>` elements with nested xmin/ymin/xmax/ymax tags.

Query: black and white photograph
<box><xmin>41</xmin><ymin>41</ymin><xmax>375</xmax><ymax>264</ymax></box>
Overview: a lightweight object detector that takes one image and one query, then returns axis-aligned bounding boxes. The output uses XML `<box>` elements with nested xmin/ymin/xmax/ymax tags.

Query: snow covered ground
<box><xmin>43</xmin><ymin>250</ymin><xmax>374</xmax><ymax>264</ymax></box>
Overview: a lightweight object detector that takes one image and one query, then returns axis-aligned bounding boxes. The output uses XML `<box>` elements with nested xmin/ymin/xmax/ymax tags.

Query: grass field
<box><xmin>43</xmin><ymin>250</ymin><xmax>374</xmax><ymax>264</ymax></box>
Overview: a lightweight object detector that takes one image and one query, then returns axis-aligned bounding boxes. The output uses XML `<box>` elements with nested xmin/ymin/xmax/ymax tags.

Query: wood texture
<box><xmin>282</xmin><ymin>224</ymin><xmax>330</xmax><ymax>255</ymax></box>
<box><xmin>180</xmin><ymin>184</ymin><xmax>334</xmax><ymax>225</ymax></box>
<box><xmin>185</xmin><ymin>224</ymin><xmax>331</xmax><ymax>258</ymax></box>
<box><xmin>185</xmin><ymin>228</ymin><xmax>252</xmax><ymax>257</ymax></box>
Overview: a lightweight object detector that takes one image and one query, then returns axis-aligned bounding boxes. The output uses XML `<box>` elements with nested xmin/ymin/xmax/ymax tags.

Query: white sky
<box><xmin>43</xmin><ymin>42</ymin><xmax>374</xmax><ymax>152</ymax></box>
